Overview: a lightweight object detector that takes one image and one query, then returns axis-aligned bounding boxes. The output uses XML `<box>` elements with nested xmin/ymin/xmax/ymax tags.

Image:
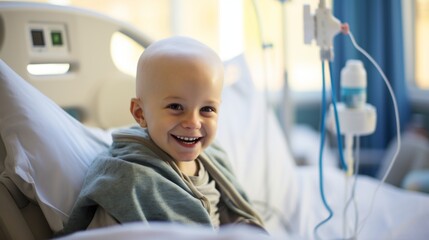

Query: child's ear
<box><xmin>130</xmin><ymin>98</ymin><xmax>147</xmax><ymax>127</ymax></box>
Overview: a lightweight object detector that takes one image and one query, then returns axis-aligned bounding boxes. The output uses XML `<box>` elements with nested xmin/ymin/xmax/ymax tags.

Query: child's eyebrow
<box><xmin>204</xmin><ymin>100</ymin><xmax>221</xmax><ymax>106</ymax></box>
<box><xmin>163</xmin><ymin>96</ymin><xmax>220</xmax><ymax>105</ymax></box>
<box><xmin>162</xmin><ymin>96</ymin><xmax>184</xmax><ymax>102</ymax></box>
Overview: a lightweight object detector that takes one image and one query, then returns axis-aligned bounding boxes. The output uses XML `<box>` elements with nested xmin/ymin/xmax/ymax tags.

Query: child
<box><xmin>62</xmin><ymin>36</ymin><xmax>264</xmax><ymax>235</ymax></box>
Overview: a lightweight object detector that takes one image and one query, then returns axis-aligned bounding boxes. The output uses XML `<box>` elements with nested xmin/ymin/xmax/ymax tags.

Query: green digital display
<box><xmin>51</xmin><ymin>31</ymin><xmax>63</xmax><ymax>46</ymax></box>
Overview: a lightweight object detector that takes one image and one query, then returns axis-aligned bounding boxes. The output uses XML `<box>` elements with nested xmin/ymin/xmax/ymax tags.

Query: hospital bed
<box><xmin>1</xmin><ymin>2</ymin><xmax>429</xmax><ymax>240</ymax></box>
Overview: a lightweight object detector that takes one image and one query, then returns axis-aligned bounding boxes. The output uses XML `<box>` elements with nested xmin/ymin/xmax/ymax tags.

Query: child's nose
<box><xmin>181</xmin><ymin>111</ymin><xmax>201</xmax><ymax>129</ymax></box>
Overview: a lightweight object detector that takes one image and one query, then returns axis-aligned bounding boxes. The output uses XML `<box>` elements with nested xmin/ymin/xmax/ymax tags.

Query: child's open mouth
<box><xmin>171</xmin><ymin>134</ymin><xmax>202</xmax><ymax>145</ymax></box>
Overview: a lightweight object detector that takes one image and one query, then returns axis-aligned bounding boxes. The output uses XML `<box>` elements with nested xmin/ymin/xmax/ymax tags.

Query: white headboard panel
<box><xmin>0</xmin><ymin>2</ymin><xmax>152</xmax><ymax>128</ymax></box>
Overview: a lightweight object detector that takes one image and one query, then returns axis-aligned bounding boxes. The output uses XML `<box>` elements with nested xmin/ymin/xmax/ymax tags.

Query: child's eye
<box><xmin>167</xmin><ymin>103</ymin><xmax>183</xmax><ymax>111</ymax></box>
<box><xmin>201</xmin><ymin>106</ymin><xmax>216</xmax><ymax>113</ymax></box>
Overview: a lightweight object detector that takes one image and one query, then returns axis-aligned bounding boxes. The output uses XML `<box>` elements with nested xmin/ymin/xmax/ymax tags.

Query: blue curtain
<box><xmin>332</xmin><ymin>0</ymin><xmax>410</xmax><ymax>149</ymax></box>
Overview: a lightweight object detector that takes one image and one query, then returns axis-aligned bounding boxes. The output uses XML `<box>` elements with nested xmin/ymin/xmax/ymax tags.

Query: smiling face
<box><xmin>131</xmin><ymin>37</ymin><xmax>224</xmax><ymax>169</ymax></box>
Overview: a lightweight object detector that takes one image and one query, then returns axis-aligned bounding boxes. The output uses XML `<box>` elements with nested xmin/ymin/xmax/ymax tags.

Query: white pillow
<box><xmin>0</xmin><ymin>60</ymin><xmax>110</xmax><ymax>232</ymax></box>
<box><xmin>216</xmin><ymin>54</ymin><xmax>298</xmax><ymax>232</ymax></box>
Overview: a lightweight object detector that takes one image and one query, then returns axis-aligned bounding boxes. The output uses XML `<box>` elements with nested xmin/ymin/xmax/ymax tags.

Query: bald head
<box><xmin>135</xmin><ymin>36</ymin><xmax>224</xmax><ymax>99</ymax></box>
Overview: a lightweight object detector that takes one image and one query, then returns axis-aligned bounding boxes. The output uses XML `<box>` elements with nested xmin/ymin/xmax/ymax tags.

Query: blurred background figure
<box><xmin>377</xmin><ymin>114</ymin><xmax>429</xmax><ymax>193</ymax></box>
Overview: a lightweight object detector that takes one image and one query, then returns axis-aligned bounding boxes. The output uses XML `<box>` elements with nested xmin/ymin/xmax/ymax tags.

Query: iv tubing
<box><xmin>314</xmin><ymin>61</ymin><xmax>333</xmax><ymax>240</ymax></box>
<box><xmin>347</xmin><ymin>31</ymin><xmax>402</xmax><ymax>237</ymax></box>
<box><xmin>315</xmin><ymin>62</ymin><xmax>353</xmax><ymax>240</ymax></box>
<box><xmin>342</xmin><ymin>134</ymin><xmax>354</xmax><ymax>238</ymax></box>
<box><xmin>329</xmin><ymin>62</ymin><xmax>348</xmax><ymax>172</ymax></box>
<box><xmin>342</xmin><ymin>136</ymin><xmax>360</xmax><ymax>239</ymax></box>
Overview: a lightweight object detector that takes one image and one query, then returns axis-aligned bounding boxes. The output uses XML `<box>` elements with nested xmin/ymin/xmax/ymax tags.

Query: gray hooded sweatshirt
<box><xmin>62</xmin><ymin>127</ymin><xmax>264</xmax><ymax>235</ymax></box>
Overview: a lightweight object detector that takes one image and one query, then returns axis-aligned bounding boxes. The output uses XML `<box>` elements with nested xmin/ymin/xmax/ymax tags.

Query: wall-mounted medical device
<box><xmin>26</xmin><ymin>22</ymin><xmax>71</xmax><ymax>75</ymax></box>
<box><xmin>28</xmin><ymin>22</ymin><xmax>69</xmax><ymax>54</ymax></box>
